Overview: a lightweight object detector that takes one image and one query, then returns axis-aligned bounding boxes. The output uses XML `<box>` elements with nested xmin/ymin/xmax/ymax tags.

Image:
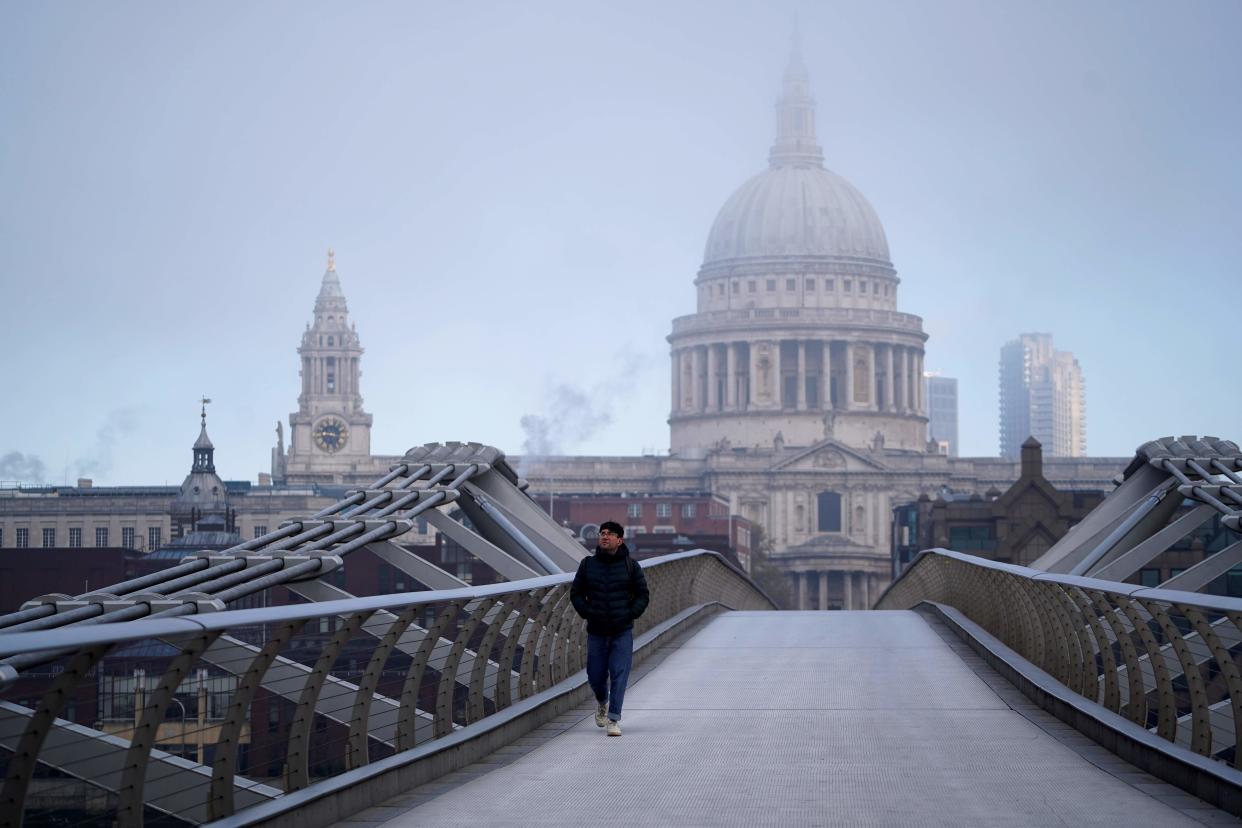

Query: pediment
<box><xmin>772</xmin><ymin>439</ymin><xmax>889</xmax><ymax>473</ymax></box>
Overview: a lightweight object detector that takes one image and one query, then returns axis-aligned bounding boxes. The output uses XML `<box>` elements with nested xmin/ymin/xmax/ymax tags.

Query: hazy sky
<box><xmin>2</xmin><ymin>1</ymin><xmax>1239</xmax><ymax>486</ymax></box>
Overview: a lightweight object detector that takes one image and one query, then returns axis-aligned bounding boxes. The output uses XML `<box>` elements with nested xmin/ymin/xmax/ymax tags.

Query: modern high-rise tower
<box><xmin>924</xmin><ymin>373</ymin><xmax>958</xmax><ymax>457</ymax></box>
<box><xmin>998</xmin><ymin>333</ymin><xmax>1086</xmax><ymax>459</ymax></box>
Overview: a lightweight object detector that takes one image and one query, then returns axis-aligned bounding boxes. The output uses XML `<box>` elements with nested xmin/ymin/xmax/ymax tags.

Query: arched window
<box><xmin>328</xmin><ymin>335</ymin><xmax>335</xmax><ymax>347</ymax></box>
<box><xmin>817</xmin><ymin>491</ymin><xmax>841</xmax><ymax>532</ymax></box>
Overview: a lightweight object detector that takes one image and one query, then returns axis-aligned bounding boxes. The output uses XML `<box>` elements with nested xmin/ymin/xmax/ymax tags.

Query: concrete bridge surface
<box><xmin>339</xmin><ymin>611</ymin><xmax>1241</xmax><ymax>827</ymax></box>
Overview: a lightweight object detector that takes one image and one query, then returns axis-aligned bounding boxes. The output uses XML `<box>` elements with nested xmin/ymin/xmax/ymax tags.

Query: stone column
<box><xmin>796</xmin><ymin>571</ymin><xmax>808</xmax><ymax>610</ymax></box>
<box><xmin>818</xmin><ymin>570</ymin><xmax>828</xmax><ymax>610</ymax></box>
<box><xmin>867</xmin><ymin>345</ymin><xmax>878</xmax><ymax>410</ymax></box>
<box><xmin>884</xmin><ymin>345</ymin><xmax>895</xmax><ymax>413</ymax></box>
<box><xmin>843</xmin><ymin>341</ymin><xmax>854</xmax><ymax>411</ymax></box>
<box><xmin>861</xmin><ymin>572</ymin><xmax>871</xmax><ymax>610</ymax></box>
<box><xmin>671</xmin><ymin>349</ymin><xmax>681</xmax><ymax>415</ymax></box>
<box><xmin>691</xmin><ymin>346</ymin><xmax>703</xmax><ymax>412</ymax></box>
<box><xmin>796</xmin><ymin>340</ymin><xmax>807</xmax><ymax>410</ymax></box>
<box><xmin>749</xmin><ymin>343</ymin><xmax>760</xmax><ymax>408</ymax></box>
<box><xmin>706</xmin><ymin>345</ymin><xmax>719</xmax><ymax>411</ymax></box>
<box><xmin>821</xmin><ymin>341</ymin><xmax>833</xmax><ymax>410</ymax></box>
<box><xmin>726</xmin><ymin>343</ymin><xmax>738</xmax><ymax>410</ymax></box>
<box><xmin>909</xmin><ymin>347</ymin><xmax>919</xmax><ymax>414</ymax></box>
<box><xmin>894</xmin><ymin>345</ymin><xmax>904</xmax><ymax>412</ymax></box>
<box><xmin>843</xmin><ymin>570</ymin><xmax>853</xmax><ymax>610</ymax></box>
<box><xmin>771</xmin><ymin>340</ymin><xmax>783</xmax><ymax>409</ymax></box>
<box><xmin>915</xmin><ymin>351</ymin><xmax>925</xmax><ymax>415</ymax></box>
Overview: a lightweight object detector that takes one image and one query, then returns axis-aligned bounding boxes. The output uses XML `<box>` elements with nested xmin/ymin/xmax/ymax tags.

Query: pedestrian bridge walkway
<box><xmin>349</xmin><ymin>611</ymin><xmax>1237</xmax><ymax>827</ymax></box>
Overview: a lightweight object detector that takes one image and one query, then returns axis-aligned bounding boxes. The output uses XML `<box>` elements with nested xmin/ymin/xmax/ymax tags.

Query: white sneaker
<box><xmin>606</xmin><ymin>720</ymin><xmax>621</xmax><ymax>737</ymax></box>
<box><xmin>594</xmin><ymin>704</ymin><xmax>608</xmax><ymax>728</ymax></box>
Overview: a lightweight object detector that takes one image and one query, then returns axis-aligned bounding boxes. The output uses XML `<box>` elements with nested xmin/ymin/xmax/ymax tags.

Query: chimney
<box><xmin>1020</xmin><ymin>436</ymin><xmax>1043</xmax><ymax>479</ymax></box>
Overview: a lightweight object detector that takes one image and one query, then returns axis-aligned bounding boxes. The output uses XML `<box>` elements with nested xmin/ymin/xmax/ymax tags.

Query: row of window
<box><xmin>712</xmin><ymin>277</ymin><xmax>890</xmax><ymax>297</ymax></box>
<box><xmin>628</xmin><ymin>503</ymin><xmax>698</xmax><ymax>519</ymax></box>
<box><xmin>4</xmin><ymin>526</ymin><xmax>157</xmax><ymax>549</ymax></box>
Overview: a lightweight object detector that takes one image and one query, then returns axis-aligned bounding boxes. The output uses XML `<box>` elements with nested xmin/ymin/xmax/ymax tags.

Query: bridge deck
<box><xmin>353</xmin><ymin>611</ymin><xmax>1237</xmax><ymax>827</ymax></box>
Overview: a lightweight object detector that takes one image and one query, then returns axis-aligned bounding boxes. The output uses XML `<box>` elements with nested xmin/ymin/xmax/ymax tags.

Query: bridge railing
<box><xmin>878</xmin><ymin>548</ymin><xmax>1242</xmax><ymax>768</ymax></box>
<box><xmin>0</xmin><ymin>550</ymin><xmax>771</xmax><ymax>827</ymax></box>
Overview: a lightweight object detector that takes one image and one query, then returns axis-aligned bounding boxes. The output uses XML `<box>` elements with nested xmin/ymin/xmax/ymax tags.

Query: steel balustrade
<box><xmin>878</xmin><ymin>549</ymin><xmax>1242</xmax><ymax>767</ymax></box>
<box><xmin>0</xmin><ymin>550</ymin><xmax>771</xmax><ymax>826</ymax></box>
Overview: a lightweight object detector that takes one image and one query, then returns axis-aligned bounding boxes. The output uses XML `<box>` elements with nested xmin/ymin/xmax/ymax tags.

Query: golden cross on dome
<box><xmin>327</xmin><ymin>247</ymin><xmax>336</xmax><ymax>272</ymax></box>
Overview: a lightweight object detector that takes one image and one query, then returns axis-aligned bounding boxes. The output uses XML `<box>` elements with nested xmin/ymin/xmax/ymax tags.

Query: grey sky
<box><xmin>2</xmin><ymin>1</ymin><xmax>1239</xmax><ymax>485</ymax></box>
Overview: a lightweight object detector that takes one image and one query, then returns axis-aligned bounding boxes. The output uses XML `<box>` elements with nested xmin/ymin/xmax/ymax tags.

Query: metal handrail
<box><xmin>0</xmin><ymin>550</ymin><xmax>773</xmax><ymax>827</ymax></box>
<box><xmin>878</xmin><ymin>548</ymin><xmax>1242</xmax><ymax>767</ymax></box>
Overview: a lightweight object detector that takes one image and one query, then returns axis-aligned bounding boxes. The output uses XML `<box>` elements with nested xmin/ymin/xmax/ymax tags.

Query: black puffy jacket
<box><xmin>570</xmin><ymin>544</ymin><xmax>650</xmax><ymax>637</ymax></box>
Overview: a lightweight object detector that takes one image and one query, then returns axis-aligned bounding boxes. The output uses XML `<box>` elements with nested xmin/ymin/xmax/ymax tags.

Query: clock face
<box><xmin>313</xmin><ymin>417</ymin><xmax>349</xmax><ymax>453</ymax></box>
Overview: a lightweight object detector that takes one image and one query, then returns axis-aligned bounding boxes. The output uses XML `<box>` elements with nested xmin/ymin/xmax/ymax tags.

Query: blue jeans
<box><xmin>587</xmin><ymin>628</ymin><xmax>633</xmax><ymax>721</ymax></box>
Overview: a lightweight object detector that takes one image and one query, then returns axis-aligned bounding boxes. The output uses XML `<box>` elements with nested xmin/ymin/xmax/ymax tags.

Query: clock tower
<box><xmin>276</xmin><ymin>249</ymin><xmax>374</xmax><ymax>483</ymax></box>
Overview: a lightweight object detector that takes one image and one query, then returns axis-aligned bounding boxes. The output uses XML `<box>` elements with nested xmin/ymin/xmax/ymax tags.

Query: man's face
<box><xmin>598</xmin><ymin>528</ymin><xmax>623</xmax><ymax>552</ymax></box>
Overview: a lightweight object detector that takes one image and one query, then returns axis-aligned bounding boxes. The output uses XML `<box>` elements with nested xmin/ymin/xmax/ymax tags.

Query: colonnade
<box><xmin>672</xmin><ymin>339</ymin><xmax>923</xmax><ymax>416</ymax></box>
<box><xmin>791</xmin><ymin>570</ymin><xmax>884</xmax><ymax>611</ymax></box>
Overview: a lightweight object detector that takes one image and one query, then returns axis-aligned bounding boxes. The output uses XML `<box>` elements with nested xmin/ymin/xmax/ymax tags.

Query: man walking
<box><xmin>571</xmin><ymin>521</ymin><xmax>649</xmax><ymax>736</ymax></box>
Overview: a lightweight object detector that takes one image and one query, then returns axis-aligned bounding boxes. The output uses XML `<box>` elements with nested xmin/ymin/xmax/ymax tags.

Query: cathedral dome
<box><xmin>701</xmin><ymin>37</ymin><xmax>891</xmax><ymax>269</ymax></box>
<box><xmin>703</xmin><ymin>164</ymin><xmax>890</xmax><ymax>265</ymax></box>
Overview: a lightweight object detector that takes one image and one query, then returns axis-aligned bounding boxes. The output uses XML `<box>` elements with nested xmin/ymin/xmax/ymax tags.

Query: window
<box><xmin>627</xmin><ymin>503</ymin><xmax>642</xmax><ymax>518</ymax></box>
<box><xmin>844</xmin><ymin>279</ymin><xmax>852</xmax><ymax>292</ymax></box>
<box><xmin>873</xmin><ymin>282</ymin><xmax>880</xmax><ymax>294</ymax></box>
<box><xmin>95</xmin><ymin>527</ymin><xmax>109</xmax><ymax>547</ymax></box>
<box><xmin>653</xmin><ymin>526</ymin><xmax>676</xmax><ymax>534</ymax></box>
<box><xmin>732</xmin><ymin>281</ymin><xmax>739</xmax><ymax>294</ymax></box>
<box><xmin>884</xmin><ymin>284</ymin><xmax>890</xmax><ymax>296</ymax></box>
<box><xmin>148</xmin><ymin>526</ymin><xmax>162</xmax><ymax>550</ymax></box>
<box><xmin>785</xmin><ymin>278</ymin><xmax>796</xmax><ymax>291</ymax></box>
<box><xmin>327</xmin><ymin>372</ymin><xmax>335</xmax><ymax>392</ymax></box>
<box><xmin>826</xmin><ymin>278</ymin><xmax>834</xmax><ymax>291</ymax></box>
<box><xmin>69</xmin><ymin>527</ymin><xmax>82</xmax><ymax>548</ymax></box>
<box><xmin>42</xmin><ymin>528</ymin><xmax>55</xmax><ymax>548</ymax></box>
<box><xmin>122</xmin><ymin>527</ymin><xmax>135</xmax><ymax>549</ymax></box>
<box><xmin>681</xmin><ymin>503</ymin><xmax>697</xmax><ymax>518</ymax></box>
<box><xmin>1139</xmin><ymin>568</ymin><xmax>1161</xmax><ymax>588</ymax></box>
<box><xmin>859</xmin><ymin>280</ymin><xmax>866</xmax><ymax>293</ymax></box>
<box><xmin>16</xmin><ymin>528</ymin><xmax>28</xmax><ymax>548</ymax></box>
<box><xmin>816</xmin><ymin>492</ymin><xmax>842</xmax><ymax>532</ymax></box>
<box><xmin>747</xmin><ymin>280</ymin><xmax>756</xmax><ymax>293</ymax></box>
<box><xmin>1228</xmin><ymin>568</ymin><xmax>1242</xmax><ymax>598</ymax></box>
<box><xmin>327</xmin><ymin>336</ymin><xmax>335</xmax><ymax>347</ymax></box>
<box><xmin>629</xmin><ymin>526</ymin><xmax>647</xmax><ymax>535</ymax></box>
<box><xmin>254</xmin><ymin>525</ymin><xmax>268</xmax><ymax>539</ymax></box>
<box><xmin>947</xmin><ymin>525</ymin><xmax>994</xmax><ymax>552</ymax></box>
<box><xmin>717</xmin><ymin>283</ymin><xmax>724</xmax><ymax>295</ymax></box>
<box><xmin>806</xmin><ymin>278</ymin><xmax>815</xmax><ymax>291</ymax></box>
<box><xmin>766</xmin><ymin>279</ymin><xmax>776</xmax><ymax>292</ymax></box>
<box><xmin>656</xmin><ymin>503</ymin><xmax>672</xmax><ymax>518</ymax></box>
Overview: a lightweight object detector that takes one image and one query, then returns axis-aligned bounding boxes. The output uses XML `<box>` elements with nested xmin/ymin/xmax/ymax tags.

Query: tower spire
<box><xmin>192</xmin><ymin>397</ymin><xmax>216</xmax><ymax>473</ymax></box>
<box><xmin>769</xmin><ymin>23</ymin><xmax>823</xmax><ymax>169</ymax></box>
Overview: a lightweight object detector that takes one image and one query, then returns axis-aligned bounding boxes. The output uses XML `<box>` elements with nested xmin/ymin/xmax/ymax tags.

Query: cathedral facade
<box><xmin>518</xmin><ymin>49</ymin><xmax>1124</xmax><ymax>607</ymax></box>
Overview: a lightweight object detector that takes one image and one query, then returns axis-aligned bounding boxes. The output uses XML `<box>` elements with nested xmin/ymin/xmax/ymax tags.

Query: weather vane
<box><xmin>200</xmin><ymin>396</ymin><xmax>212</xmax><ymax>427</ymax></box>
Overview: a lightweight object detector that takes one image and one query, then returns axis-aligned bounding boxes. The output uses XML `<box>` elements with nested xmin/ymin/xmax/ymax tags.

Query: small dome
<box><xmin>703</xmin><ymin>165</ymin><xmax>891</xmax><ymax>266</ymax></box>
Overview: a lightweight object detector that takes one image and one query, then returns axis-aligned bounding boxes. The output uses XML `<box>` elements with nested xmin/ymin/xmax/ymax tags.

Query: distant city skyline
<box><xmin>2</xmin><ymin>2</ymin><xmax>1239</xmax><ymax>485</ymax></box>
